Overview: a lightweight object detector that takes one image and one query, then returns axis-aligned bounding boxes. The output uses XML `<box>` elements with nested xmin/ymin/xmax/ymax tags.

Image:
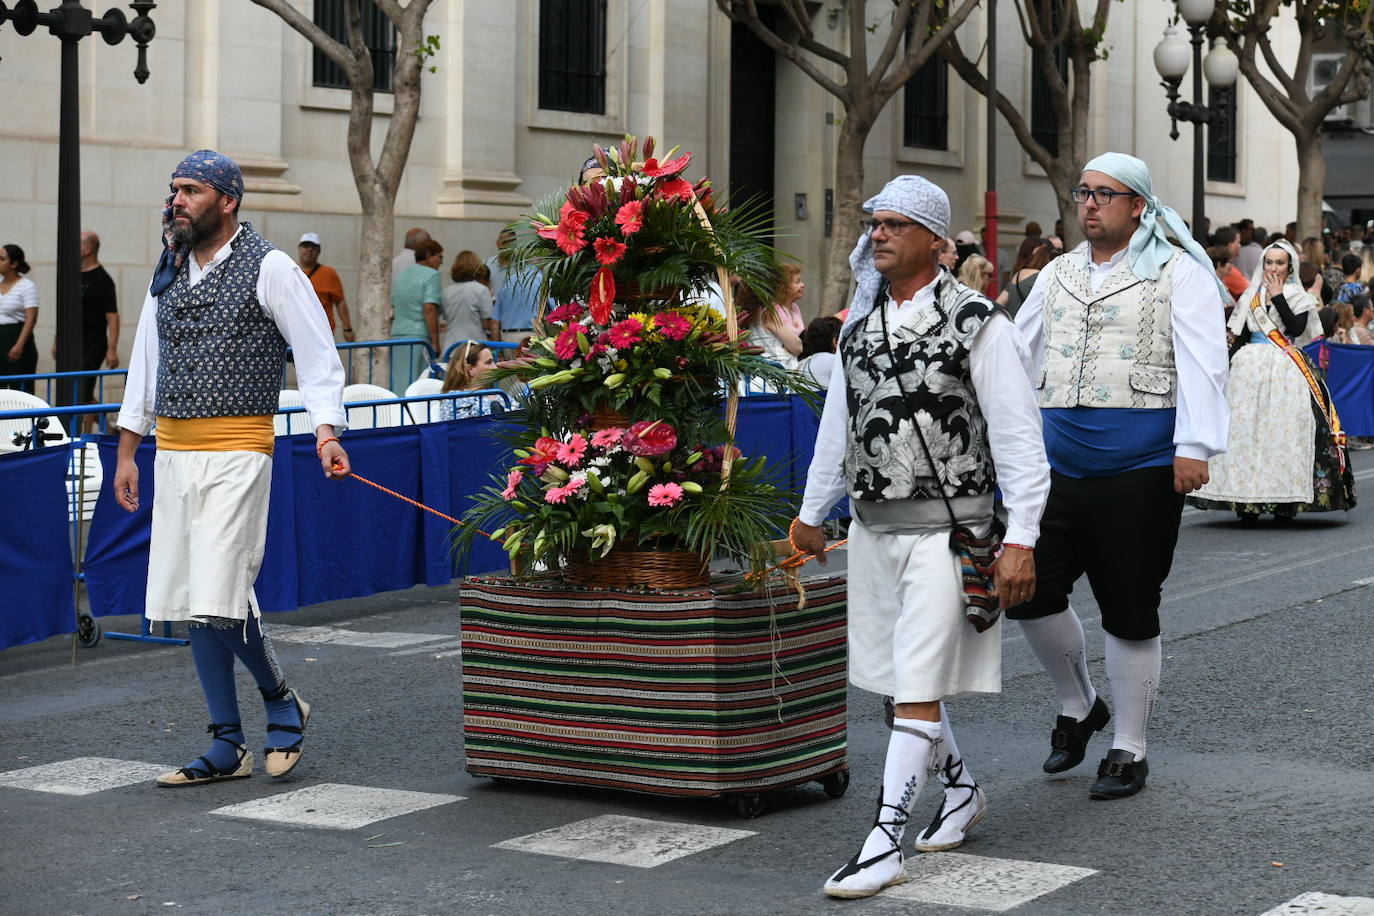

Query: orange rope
<box><xmin>344</xmin><ymin>468</ymin><xmax>497</xmax><ymax>540</ymax></box>
<box><xmin>746</xmin><ymin>538</ymin><xmax>849</xmax><ymax>584</ymax></box>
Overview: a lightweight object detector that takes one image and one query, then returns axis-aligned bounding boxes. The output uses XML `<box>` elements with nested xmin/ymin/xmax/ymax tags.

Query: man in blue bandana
<box><xmin>1009</xmin><ymin>152</ymin><xmax>1230</xmax><ymax>799</ymax></box>
<box><xmin>794</xmin><ymin>175</ymin><xmax>1050</xmax><ymax>898</ymax></box>
<box><xmin>114</xmin><ymin>150</ymin><xmax>351</xmax><ymax>788</ymax></box>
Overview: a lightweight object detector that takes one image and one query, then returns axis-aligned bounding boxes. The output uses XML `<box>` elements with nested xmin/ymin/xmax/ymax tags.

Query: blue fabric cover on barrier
<box><xmin>37</xmin><ymin>398</ymin><xmax>824</xmax><ymax>648</ymax></box>
<box><xmin>1304</xmin><ymin>341</ymin><xmax>1374</xmax><ymax>436</ymax></box>
<box><xmin>0</xmin><ymin>447</ymin><xmax>76</xmax><ymax>648</ymax></box>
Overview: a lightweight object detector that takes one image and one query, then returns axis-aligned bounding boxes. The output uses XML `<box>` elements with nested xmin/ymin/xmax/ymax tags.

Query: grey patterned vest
<box><xmin>154</xmin><ymin>223</ymin><xmax>286</xmax><ymax>419</ymax></box>
<box><xmin>840</xmin><ymin>276</ymin><xmax>1001</xmax><ymax>501</ymax></box>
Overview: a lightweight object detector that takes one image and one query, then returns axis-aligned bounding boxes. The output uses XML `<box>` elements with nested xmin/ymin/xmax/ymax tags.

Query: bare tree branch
<box><xmin>248</xmin><ymin>0</ymin><xmax>352</xmax><ymax>74</ymax></box>
<box><xmin>716</xmin><ymin>0</ymin><xmax>848</xmax><ymax>100</ymax></box>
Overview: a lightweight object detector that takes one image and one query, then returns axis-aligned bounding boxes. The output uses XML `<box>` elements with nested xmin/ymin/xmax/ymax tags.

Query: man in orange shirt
<box><xmin>1212</xmin><ymin>227</ymin><xmax>1249</xmax><ymax>300</ymax></box>
<box><xmin>297</xmin><ymin>232</ymin><xmax>354</xmax><ymax>342</ymax></box>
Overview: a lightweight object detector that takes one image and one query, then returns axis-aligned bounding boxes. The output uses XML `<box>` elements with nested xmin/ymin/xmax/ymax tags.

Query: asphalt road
<box><xmin>3</xmin><ymin>457</ymin><xmax>1374</xmax><ymax>916</ymax></box>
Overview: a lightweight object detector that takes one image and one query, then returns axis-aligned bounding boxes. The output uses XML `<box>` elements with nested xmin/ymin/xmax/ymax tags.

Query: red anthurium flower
<box><xmin>522</xmin><ymin>436</ymin><xmax>561</xmax><ymax>473</ymax></box>
<box><xmin>657</xmin><ymin>177</ymin><xmax>695</xmax><ymax>202</ymax></box>
<box><xmin>544</xmin><ymin>302</ymin><xmax>585</xmax><ymax>324</ymax></box>
<box><xmin>622</xmin><ymin>420</ymin><xmax>678</xmax><ymax>457</ymax></box>
<box><xmin>615</xmin><ymin>199</ymin><xmax>645</xmax><ymax>236</ymax></box>
<box><xmin>589</xmin><ymin>266</ymin><xmax>615</xmax><ymax>324</ymax></box>
<box><xmin>593</xmin><ymin>236</ymin><xmax>628</xmax><ymax>266</ymax></box>
<box><xmin>643</xmin><ymin>151</ymin><xmax>691</xmax><ymax>177</ymax></box>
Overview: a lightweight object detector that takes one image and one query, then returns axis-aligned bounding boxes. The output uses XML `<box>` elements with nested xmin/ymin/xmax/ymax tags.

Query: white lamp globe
<box><xmin>1178</xmin><ymin>0</ymin><xmax>1215</xmax><ymax>27</ymax></box>
<box><xmin>1203</xmin><ymin>40</ymin><xmax>1239</xmax><ymax>88</ymax></box>
<box><xmin>1154</xmin><ymin>25</ymin><xmax>1190</xmax><ymax>80</ymax></box>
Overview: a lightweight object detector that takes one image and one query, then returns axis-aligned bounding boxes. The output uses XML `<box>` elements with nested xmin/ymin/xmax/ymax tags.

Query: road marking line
<box><xmin>269</xmin><ymin>624</ymin><xmax>453</xmax><ymax>650</ymax></box>
<box><xmin>0</xmin><ymin>757</ymin><xmax>169</xmax><ymax>796</ymax></box>
<box><xmin>883</xmin><ymin>851</ymin><xmax>1097</xmax><ymax>912</ymax></box>
<box><xmin>431</xmin><ymin>648</ymin><xmax>463</xmax><ymax>659</ymax></box>
<box><xmin>1166</xmin><ymin>540</ymin><xmax>1374</xmax><ymax>605</ymax></box>
<box><xmin>211</xmin><ymin>783</ymin><xmax>464</xmax><ymax>830</ymax></box>
<box><xmin>1259</xmin><ymin>891</ymin><xmax>1374</xmax><ymax>915</ymax></box>
<box><xmin>1353</xmin><ymin>577</ymin><xmax>1374</xmax><ymax>587</ymax></box>
<box><xmin>386</xmin><ymin>641</ymin><xmax>462</xmax><ymax>657</ymax></box>
<box><xmin>493</xmin><ymin>814</ymin><xmax>756</xmax><ymax>868</ymax></box>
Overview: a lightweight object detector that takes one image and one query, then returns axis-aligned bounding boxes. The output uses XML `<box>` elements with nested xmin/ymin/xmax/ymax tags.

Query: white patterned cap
<box><xmin>863</xmin><ymin>175</ymin><xmax>950</xmax><ymax>240</ymax></box>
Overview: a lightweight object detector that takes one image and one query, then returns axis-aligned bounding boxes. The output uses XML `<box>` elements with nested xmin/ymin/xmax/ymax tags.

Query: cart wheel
<box><xmin>77</xmin><ymin>614</ymin><xmax>101</xmax><ymax>648</ymax></box>
<box><xmin>819</xmin><ymin>769</ymin><xmax>850</xmax><ymax>799</ymax></box>
<box><xmin>731</xmin><ymin>793</ymin><xmax>764</xmax><ymax>819</ymax></box>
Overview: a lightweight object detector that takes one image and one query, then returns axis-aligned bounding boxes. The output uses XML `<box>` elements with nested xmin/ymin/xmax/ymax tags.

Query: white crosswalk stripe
<box><xmin>268</xmin><ymin>624</ymin><xmax>453</xmax><ymax>650</ymax></box>
<box><xmin>211</xmin><ymin>783</ymin><xmax>464</xmax><ymax>830</ymax></box>
<box><xmin>883</xmin><ymin>851</ymin><xmax>1097</xmax><ymax>912</ymax></box>
<box><xmin>1260</xmin><ymin>892</ymin><xmax>1374</xmax><ymax>915</ymax></box>
<box><xmin>0</xmin><ymin>756</ymin><xmax>170</xmax><ymax>795</ymax></box>
<box><xmin>493</xmin><ymin>814</ymin><xmax>756</xmax><ymax>868</ymax></box>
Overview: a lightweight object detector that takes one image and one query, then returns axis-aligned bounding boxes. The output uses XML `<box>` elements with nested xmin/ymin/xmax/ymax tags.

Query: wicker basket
<box><xmin>564</xmin><ymin>545</ymin><xmax>710</xmax><ymax>589</ymax></box>
<box><xmin>591</xmin><ymin>404</ymin><xmax>631</xmax><ymax>430</ymax></box>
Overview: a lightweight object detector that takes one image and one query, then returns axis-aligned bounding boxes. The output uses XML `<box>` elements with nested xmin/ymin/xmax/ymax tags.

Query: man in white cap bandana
<box><xmin>1008</xmin><ymin>152</ymin><xmax>1229</xmax><ymax>800</ymax></box>
<box><xmin>792</xmin><ymin>175</ymin><xmax>1050</xmax><ymax>899</ymax></box>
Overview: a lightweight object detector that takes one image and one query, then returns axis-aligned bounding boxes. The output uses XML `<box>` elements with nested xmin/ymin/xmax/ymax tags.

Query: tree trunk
<box><xmin>1050</xmin><ymin>160</ymin><xmax>1084</xmax><ymax>249</ymax></box>
<box><xmin>1295</xmin><ymin>130</ymin><xmax>1326</xmax><ymax>242</ymax></box>
<box><xmin>820</xmin><ymin>114</ymin><xmax>874</xmax><ymax>315</ymax></box>
<box><xmin>356</xmin><ymin>194</ymin><xmax>394</xmax><ymax>385</ymax></box>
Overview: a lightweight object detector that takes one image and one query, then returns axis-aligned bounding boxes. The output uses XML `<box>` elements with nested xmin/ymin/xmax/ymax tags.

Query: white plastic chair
<box><xmin>274</xmin><ymin>389</ymin><xmax>309</xmax><ymax>437</ymax></box>
<box><xmin>404</xmin><ymin>377</ymin><xmax>444</xmax><ymax>398</ymax></box>
<box><xmin>0</xmin><ymin>390</ymin><xmax>70</xmax><ymax>454</ymax></box>
<box><xmin>342</xmin><ymin>383</ymin><xmax>404</xmax><ymax>430</ymax></box>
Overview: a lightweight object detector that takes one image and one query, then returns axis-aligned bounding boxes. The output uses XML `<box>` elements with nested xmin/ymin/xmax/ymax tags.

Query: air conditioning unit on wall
<box><xmin>1310</xmin><ymin>52</ymin><xmax>1358</xmax><ymax>123</ymax></box>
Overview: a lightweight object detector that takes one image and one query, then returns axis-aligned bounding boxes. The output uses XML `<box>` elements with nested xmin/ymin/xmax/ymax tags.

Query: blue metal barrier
<box><xmin>1</xmin><ymin>369</ymin><xmax>127</xmax><ymax>432</ymax></box>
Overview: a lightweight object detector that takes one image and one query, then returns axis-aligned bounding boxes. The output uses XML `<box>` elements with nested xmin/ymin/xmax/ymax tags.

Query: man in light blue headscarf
<box><xmin>1008</xmin><ymin>152</ymin><xmax>1230</xmax><ymax>801</ymax></box>
<box><xmin>793</xmin><ymin>175</ymin><xmax>1051</xmax><ymax>899</ymax></box>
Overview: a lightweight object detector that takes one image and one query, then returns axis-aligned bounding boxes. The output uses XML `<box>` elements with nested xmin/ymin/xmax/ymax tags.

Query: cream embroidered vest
<box><xmin>1037</xmin><ymin>246</ymin><xmax>1180</xmax><ymax>410</ymax></box>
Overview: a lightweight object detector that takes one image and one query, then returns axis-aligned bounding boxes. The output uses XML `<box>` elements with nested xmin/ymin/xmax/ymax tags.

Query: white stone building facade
<box><xmin>0</xmin><ymin>0</ymin><xmax>1304</xmax><ymax>377</ymax></box>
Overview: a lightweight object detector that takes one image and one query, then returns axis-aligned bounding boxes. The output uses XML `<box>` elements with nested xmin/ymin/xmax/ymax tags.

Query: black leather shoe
<box><xmin>1042</xmin><ymin>696</ymin><xmax>1111</xmax><ymax>773</ymax></box>
<box><xmin>1089</xmin><ymin>749</ymin><xmax>1148</xmax><ymax>800</ymax></box>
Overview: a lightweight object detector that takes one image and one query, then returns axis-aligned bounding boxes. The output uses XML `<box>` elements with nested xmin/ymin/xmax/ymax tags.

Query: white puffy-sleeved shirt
<box><xmin>799</xmin><ymin>274</ymin><xmax>1051</xmax><ymax>548</ymax></box>
<box><xmin>1014</xmin><ymin>245</ymin><xmax>1230</xmax><ymax>462</ymax></box>
<box><xmin>118</xmin><ymin>228</ymin><xmax>347</xmax><ymax>436</ymax></box>
<box><xmin>0</xmin><ymin>277</ymin><xmax>38</xmax><ymax>324</ymax></box>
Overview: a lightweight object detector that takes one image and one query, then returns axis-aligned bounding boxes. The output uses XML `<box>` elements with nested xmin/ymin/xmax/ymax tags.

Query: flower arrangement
<box><xmin>456</xmin><ymin>136</ymin><xmax>809</xmax><ymax>581</ymax></box>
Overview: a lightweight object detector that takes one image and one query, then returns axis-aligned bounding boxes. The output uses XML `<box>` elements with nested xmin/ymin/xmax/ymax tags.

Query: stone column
<box><xmin>435</xmin><ymin>0</ymin><xmax>530</xmax><ymax>220</ymax></box>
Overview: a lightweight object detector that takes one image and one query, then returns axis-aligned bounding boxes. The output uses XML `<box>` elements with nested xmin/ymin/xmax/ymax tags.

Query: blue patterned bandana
<box><xmin>841</xmin><ymin>175</ymin><xmax>952</xmax><ymax>339</ymax></box>
<box><xmin>151</xmin><ymin>150</ymin><xmax>244</xmax><ymax>296</ymax></box>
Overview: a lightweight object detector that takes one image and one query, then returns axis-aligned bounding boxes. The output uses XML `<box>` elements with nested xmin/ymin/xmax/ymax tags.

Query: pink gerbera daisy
<box><xmin>590</xmin><ymin>427</ymin><xmax>625</xmax><ymax>449</ymax></box>
<box><xmin>501</xmin><ymin>469</ymin><xmax>524</xmax><ymax>500</ymax></box>
<box><xmin>556</xmin><ymin>434</ymin><xmax>588</xmax><ymax>467</ymax></box>
<box><xmin>554</xmin><ymin>324</ymin><xmax>582</xmax><ymax>361</ymax></box>
<box><xmin>545</xmin><ymin>302</ymin><xmax>585</xmax><ymax>324</ymax></box>
<box><xmin>615</xmin><ymin>199</ymin><xmax>645</xmax><ymax>235</ymax></box>
<box><xmin>647</xmin><ymin>482</ymin><xmax>685</xmax><ymax>507</ymax></box>
<box><xmin>653</xmin><ymin>311</ymin><xmax>691</xmax><ymax>341</ymax></box>
<box><xmin>607</xmin><ymin>318</ymin><xmax>643</xmax><ymax>349</ymax></box>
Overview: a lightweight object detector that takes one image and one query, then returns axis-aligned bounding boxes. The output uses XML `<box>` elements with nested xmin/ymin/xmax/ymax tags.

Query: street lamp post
<box><xmin>0</xmin><ymin>1</ymin><xmax>156</xmax><ymax>410</ymax></box>
<box><xmin>1153</xmin><ymin>0</ymin><xmax>1238</xmax><ymax>245</ymax></box>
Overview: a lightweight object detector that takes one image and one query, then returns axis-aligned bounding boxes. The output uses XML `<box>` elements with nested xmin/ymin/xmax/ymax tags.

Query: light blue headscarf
<box><xmin>840</xmin><ymin>175</ymin><xmax>952</xmax><ymax>339</ymax></box>
<box><xmin>1082</xmin><ymin>152</ymin><xmax>1229</xmax><ymax>302</ymax></box>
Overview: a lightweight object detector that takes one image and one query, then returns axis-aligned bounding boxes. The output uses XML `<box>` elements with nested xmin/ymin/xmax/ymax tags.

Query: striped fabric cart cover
<box><xmin>460</xmin><ymin>574</ymin><xmax>849</xmax><ymax>798</ymax></box>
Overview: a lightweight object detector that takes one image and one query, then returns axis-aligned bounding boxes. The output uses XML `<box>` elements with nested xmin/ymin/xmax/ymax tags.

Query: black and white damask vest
<box><xmin>840</xmin><ymin>276</ymin><xmax>1001</xmax><ymax>502</ymax></box>
<box><xmin>154</xmin><ymin>223</ymin><xmax>286</xmax><ymax>419</ymax></box>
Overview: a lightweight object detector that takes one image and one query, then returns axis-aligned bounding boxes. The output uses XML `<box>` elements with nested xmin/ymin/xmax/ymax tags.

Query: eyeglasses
<box><xmin>1070</xmin><ymin>187</ymin><xmax>1137</xmax><ymax>207</ymax></box>
<box><xmin>861</xmin><ymin>217</ymin><xmax>921</xmax><ymax>236</ymax></box>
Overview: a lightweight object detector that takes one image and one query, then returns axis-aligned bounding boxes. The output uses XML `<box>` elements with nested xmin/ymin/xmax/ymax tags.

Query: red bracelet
<box><xmin>1003</xmin><ymin>542</ymin><xmax>1034</xmax><ymax>551</ymax></box>
<box><xmin>315</xmin><ymin>436</ymin><xmax>340</xmax><ymax>457</ymax></box>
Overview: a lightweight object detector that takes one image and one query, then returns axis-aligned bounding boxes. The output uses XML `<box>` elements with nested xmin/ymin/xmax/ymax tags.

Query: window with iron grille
<box><xmin>539</xmin><ymin>0</ymin><xmax>608</xmax><ymax>115</ymax></box>
<box><xmin>312</xmin><ymin>0</ymin><xmax>397</xmax><ymax>93</ymax></box>
<box><xmin>1207</xmin><ymin>86</ymin><xmax>1238</xmax><ymax>183</ymax></box>
<box><xmin>903</xmin><ymin>55</ymin><xmax>949</xmax><ymax>151</ymax></box>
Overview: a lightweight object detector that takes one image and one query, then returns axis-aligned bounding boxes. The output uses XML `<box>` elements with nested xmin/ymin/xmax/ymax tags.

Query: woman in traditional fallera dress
<box><xmin>1189</xmin><ymin>240</ymin><xmax>1355</xmax><ymax>521</ymax></box>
